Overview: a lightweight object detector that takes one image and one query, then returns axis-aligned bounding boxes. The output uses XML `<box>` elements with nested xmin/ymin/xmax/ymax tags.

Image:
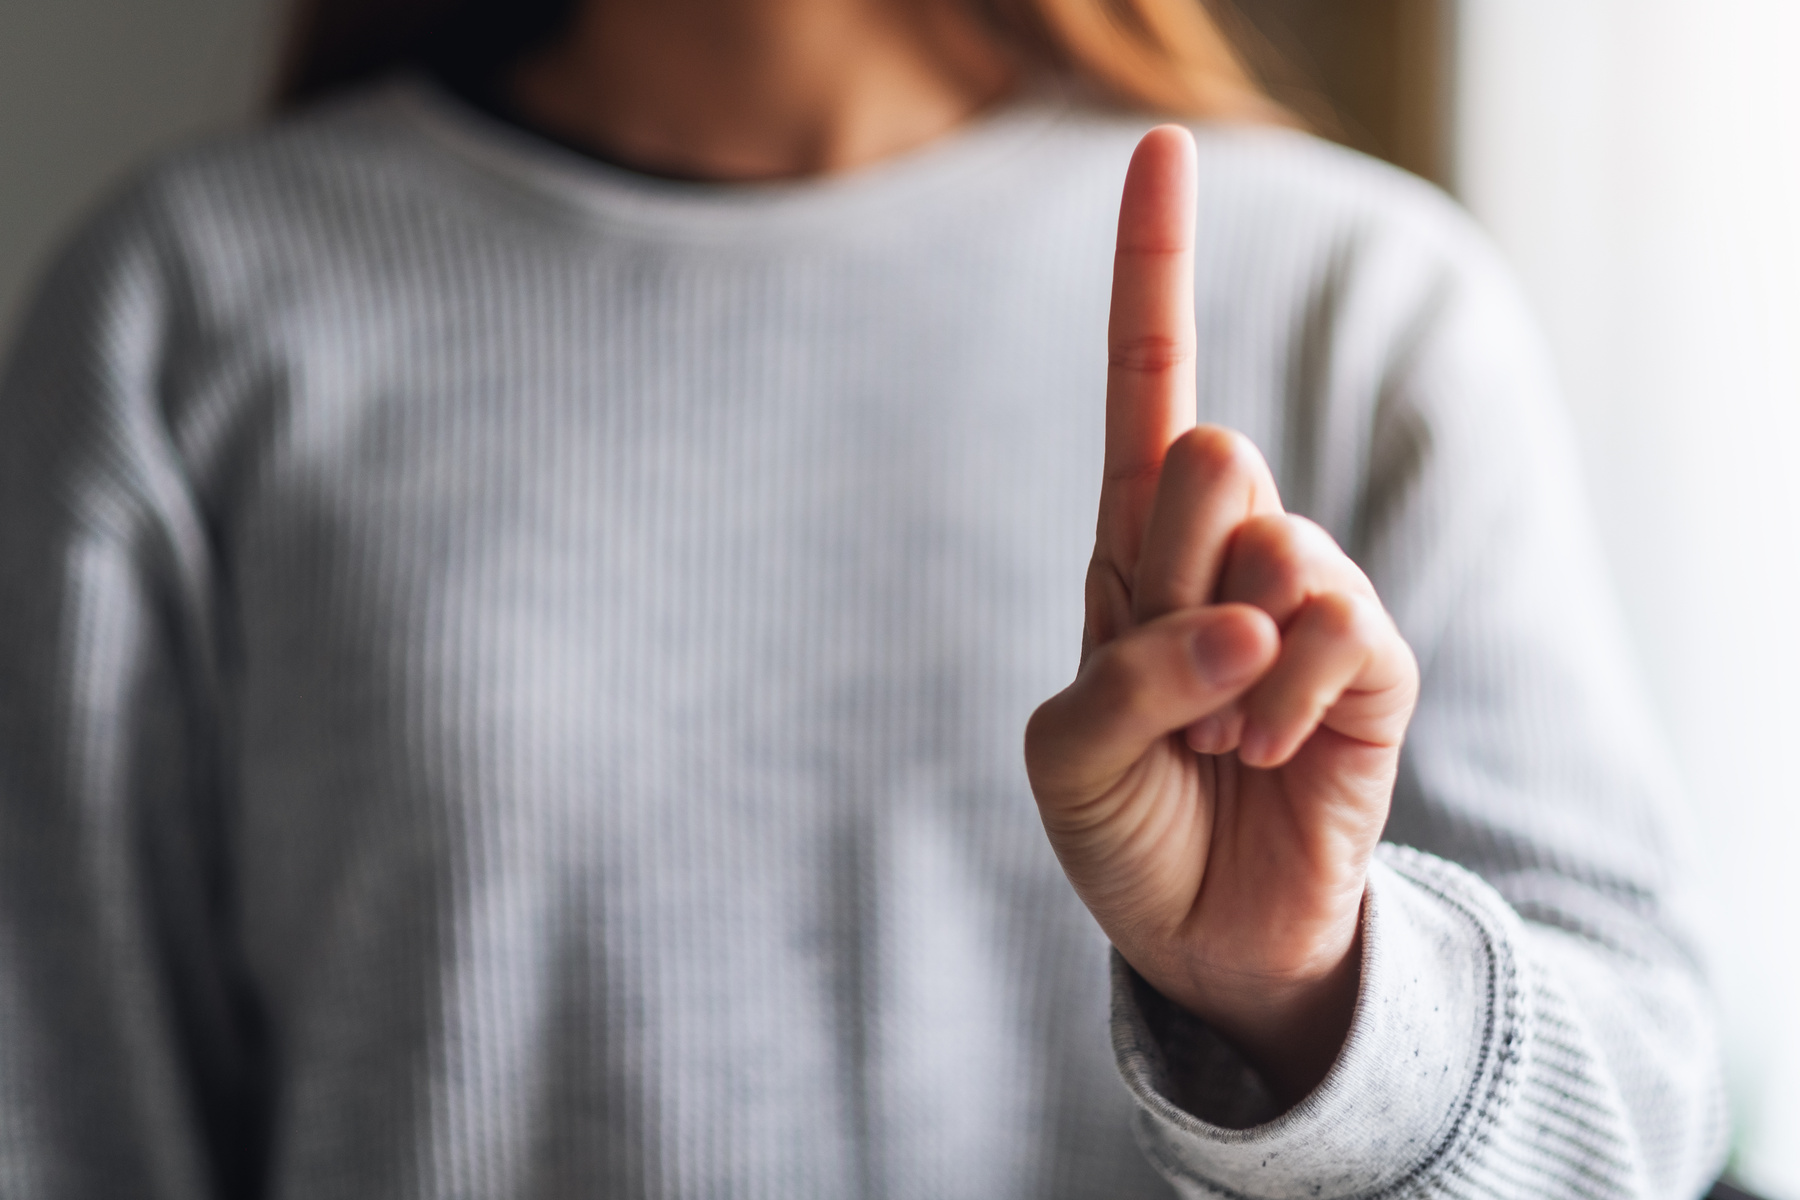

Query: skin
<box><xmin>514</xmin><ymin>3</ymin><xmax>1420</xmax><ymax>1110</ymax></box>
<box><xmin>1024</xmin><ymin>129</ymin><xmax>1419</xmax><ymax>1104</ymax></box>
<box><xmin>508</xmin><ymin>0</ymin><xmax>1016</xmax><ymax>181</ymax></box>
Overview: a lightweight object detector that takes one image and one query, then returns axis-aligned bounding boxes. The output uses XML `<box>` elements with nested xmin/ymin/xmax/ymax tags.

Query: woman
<box><xmin>0</xmin><ymin>0</ymin><xmax>1728</xmax><ymax>1196</ymax></box>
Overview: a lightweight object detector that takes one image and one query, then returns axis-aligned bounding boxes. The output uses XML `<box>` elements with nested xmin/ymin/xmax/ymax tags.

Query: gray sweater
<box><xmin>0</xmin><ymin>79</ymin><xmax>1728</xmax><ymax>1199</ymax></box>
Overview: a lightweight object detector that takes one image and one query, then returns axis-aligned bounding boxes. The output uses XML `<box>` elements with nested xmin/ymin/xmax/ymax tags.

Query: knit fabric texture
<box><xmin>0</xmin><ymin>79</ymin><xmax>1729</xmax><ymax>1199</ymax></box>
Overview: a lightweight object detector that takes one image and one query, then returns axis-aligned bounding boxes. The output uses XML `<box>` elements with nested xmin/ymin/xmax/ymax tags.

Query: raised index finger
<box><xmin>1099</xmin><ymin>125</ymin><xmax>1199</xmax><ymax>574</ymax></box>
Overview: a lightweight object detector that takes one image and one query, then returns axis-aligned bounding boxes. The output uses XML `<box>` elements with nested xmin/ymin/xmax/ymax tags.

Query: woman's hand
<box><xmin>1024</xmin><ymin>126</ymin><xmax>1419</xmax><ymax>1105</ymax></box>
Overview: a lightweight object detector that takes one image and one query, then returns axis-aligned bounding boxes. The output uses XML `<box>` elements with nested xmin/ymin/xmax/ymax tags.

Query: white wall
<box><xmin>1456</xmin><ymin>2</ymin><xmax>1800</xmax><ymax>1192</ymax></box>
<box><xmin>0</xmin><ymin>0</ymin><xmax>281</xmax><ymax>331</ymax></box>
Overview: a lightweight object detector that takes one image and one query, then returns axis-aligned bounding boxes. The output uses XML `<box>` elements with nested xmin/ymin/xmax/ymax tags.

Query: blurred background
<box><xmin>2</xmin><ymin>0</ymin><xmax>1794</xmax><ymax>1190</ymax></box>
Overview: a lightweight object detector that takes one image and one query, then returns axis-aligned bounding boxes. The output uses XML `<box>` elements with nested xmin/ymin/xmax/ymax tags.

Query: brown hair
<box><xmin>273</xmin><ymin>0</ymin><xmax>1287</xmax><ymax>123</ymax></box>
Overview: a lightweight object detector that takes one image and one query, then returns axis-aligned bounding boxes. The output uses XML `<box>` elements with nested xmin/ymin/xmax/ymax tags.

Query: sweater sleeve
<box><xmin>0</xmin><ymin>185</ymin><xmax>253</xmax><ymax>1200</ymax></box>
<box><xmin>1112</xmin><ymin>179</ymin><xmax>1731</xmax><ymax>1199</ymax></box>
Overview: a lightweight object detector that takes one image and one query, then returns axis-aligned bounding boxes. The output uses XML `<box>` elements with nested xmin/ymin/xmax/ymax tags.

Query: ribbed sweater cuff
<box><xmin>1112</xmin><ymin>845</ymin><xmax>1527</xmax><ymax>1198</ymax></box>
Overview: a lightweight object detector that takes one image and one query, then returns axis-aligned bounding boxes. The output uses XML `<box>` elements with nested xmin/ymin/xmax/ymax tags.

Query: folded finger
<box><xmin>1184</xmin><ymin>703</ymin><xmax>1245</xmax><ymax>756</ymax></box>
<box><xmin>1236</xmin><ymin>591</ymin><xmax>1408</xmax><ymax>768</ymax></box>
<box><xmin>1216</xmin><ymin>513</ymin><xmax>1374</xmax><ymax>630</ymax></box>
<box><xmin>1132</xmin><ymin>425</ymin><xmax>1283</xmax><ymax>624</ymax></box>
<box><xmin>1026</xmin><ymin>602</ymin><xmax>1278</xmax><ymax>807</ymax></box>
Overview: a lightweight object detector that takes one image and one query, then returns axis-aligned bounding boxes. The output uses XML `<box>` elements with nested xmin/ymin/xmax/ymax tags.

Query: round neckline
<box><xmin>380</xmin><ymin>73</ymin><xmax>1076</xmax><ymax>245</ymax></box>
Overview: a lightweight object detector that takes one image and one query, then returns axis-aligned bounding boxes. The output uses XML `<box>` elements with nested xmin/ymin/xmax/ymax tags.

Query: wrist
<box><xmin>1156</xmin><ymin>906</ymin><xmax>1366</xmax><ymax>1107</ymax></box>
<box><xmin>1217</xmin><ymin>930</ymin><xmax>1362</xmax><ymax>1105</ymax></box>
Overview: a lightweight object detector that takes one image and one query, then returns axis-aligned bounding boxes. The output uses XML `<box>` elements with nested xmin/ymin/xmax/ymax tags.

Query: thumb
<box><xmin>1025</xmin><ymin>603</ymin><xmax>1278</xmax><ymax>807</ymax></box>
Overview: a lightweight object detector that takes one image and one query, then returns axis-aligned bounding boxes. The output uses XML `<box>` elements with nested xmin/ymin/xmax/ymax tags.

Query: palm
<box><xmin>1179</xmin><ymin>737</ymin><xmax>1392</xmax><ymax>981</ymax></box>
<box><xmin>1025</xmin><ymin>127</ymin><xmax>1416</xmax><ymax>1100</ymax></box>
<box><xmin>1063</xmin><ymin>633</ymin><xmax>1398</xmax><ymax>997</ymax></box>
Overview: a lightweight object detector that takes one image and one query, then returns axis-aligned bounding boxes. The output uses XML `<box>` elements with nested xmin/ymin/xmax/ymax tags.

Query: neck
<box><xmin>505</xmin><ymin>0</ymin><xmax>1016</xmax><ymax>182</ymax></box>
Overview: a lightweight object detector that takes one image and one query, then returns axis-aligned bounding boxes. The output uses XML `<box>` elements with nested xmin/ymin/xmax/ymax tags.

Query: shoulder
<box><xmin>1174</xmin><ymin>122</ymin><xmax>1551</xmax><ymax>397</ymax></box>
<box><xmin>35</xmin><ymin>80</ymin><xmax>525</xmax><ymax>334</ymax></box>
<box><xmin>0</xmin><ymin>82</ymin><xmax>508</xmax><ymax>492</ymax></box>
<box><xmin>117</xmin><ymin>78</ymin><xmax>481</xmax><ymax>230</ymax></box>
<box><xmin>1047</xmin><ymin>107</ymin><xmax>1541</xmax><ymax>388</ymax></box>
<box><xmin>1185</xmin><ymin>124</ymin><xmax>1527</xmax><ymax>342</ymax></box>
<box><xmin>1047</xmin><ymin>105</ymin><xmax>1503</xmax><ymax>280</ymax></box>
<box><xmin>1045</xmin><ymin>117</ymin><xmax>1568</xmax><ymax>540</ymax></box>
<box><xmin>1190</xmin><ymin>124</ymin><xmax>1470</xmax><ymax>251</ymax></box>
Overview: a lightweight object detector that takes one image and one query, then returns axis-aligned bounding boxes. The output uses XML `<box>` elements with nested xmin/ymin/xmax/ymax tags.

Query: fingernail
<box><xmin>1191</xmin><ymin>622</ymin><xmax>1263</xmax><ymax>687</ymax></box>
<box><xmin>1187</xmin><ymin>716</ymin><xmax>1223</xmax><ymax>754</ymax></box>
<box><xmin>1239</xmin><ymin>726</ymin><xmax>1273</xmax><ymax>766</ymax></box>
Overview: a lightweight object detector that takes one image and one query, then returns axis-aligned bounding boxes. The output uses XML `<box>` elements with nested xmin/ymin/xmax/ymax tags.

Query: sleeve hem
<box><xmin>1112</xmin><ymin>844</ymin><xmax>1529</xmax><ymax>1198</ymax></box>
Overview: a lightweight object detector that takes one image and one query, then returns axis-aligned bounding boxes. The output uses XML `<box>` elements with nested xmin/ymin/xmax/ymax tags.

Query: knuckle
<box><xmin>1266</xmin><ymin>515</ymin><xmax>1344</xmax><ymax>570</ymax></box>
<box><xmin>1023</xmin><ymin>700</ymin><xmax>1060</xmax><ymax>764</ymax></box>
<box><xmin>1085</xmin><ymin>637</ymin><xmax>1164</xmax><ymax>724</ymax></box>
<box><xmin>1172</xmin><ymin>424</ymin><xmax>1255</xmax><ymax>480</ymax></box>
<box><xmin>1237</xmin><ymin>513</ymin><xmax>1298</xmax><ymax>559</ymax></box>
<box><xmin>1309</xmin><ymin>589</ymin><xmax>1373</xmax><ymax>640</ymax></box>
<box><xmin>1288</xmin><ymin>518</ymin><xmax>1344</xmax><ymax>567</ymax></box>
<box><xmin>1103</xmin><ymin>459</ymin><xmax>1163</xmax><ymax>486</ymax></box>
<box><xmin>1263</xmin><ymin>557</ymin><xmax>1306</xmax><ymax>605</ymax></box>
<box><xmin>1233</xmin><ymin>522</ymin><xmax>1306</xmax><ymax>598</ymax></box>
<box><xmin>1108</xmin><ymin>334</ymin><xmax>1194</xmax><ymax>376</ymax></box>
<box><xmin>1081</xmin><ymin>642</ymin><xmax>1138</xmax><ymax>714</ymax></box>
<box><xmin>1116</xmin><ymin>235</ymin><xmax>1189</xmax><ymax>256</ymax></box>
<box><xmin>1230</xmin><ymin>516</ymin><xmax>1371</xmax><ymax>613</ymax></box>
<box><xmin>1287</xmin><ymin>515</ymin><xmax>1375</xmax><ymax>590</ymax></box>
<box><xmin>1284</xmin><ymin>513</ymin><xmax>1335</xmax><ymax>546</ymax></box>
<box><xmin>1085</xmin><ymin>554</ymin><xmax>1126</xmax><ymax>605</ymax></box>
<box><xmin>1084</xmin><ymin>557</ymin><xmax>1133</xmax><ymax>642</ymax></box>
